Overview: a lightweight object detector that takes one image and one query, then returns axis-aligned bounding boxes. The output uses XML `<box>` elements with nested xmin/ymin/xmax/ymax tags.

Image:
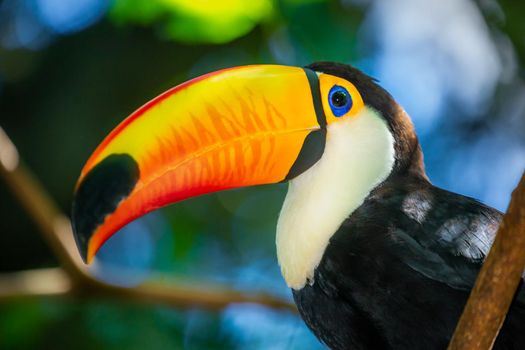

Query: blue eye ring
<box><xmin>328</xmin><ymin>85</ymin><xmax>352</xmax><ymax>117</ymax></box>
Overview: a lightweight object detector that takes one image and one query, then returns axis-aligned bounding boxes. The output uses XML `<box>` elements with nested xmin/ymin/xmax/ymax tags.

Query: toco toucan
<box><xmin>71</xmin><ymin>62</ymin><xmax>525</xmax><ymax>349</ymax></box>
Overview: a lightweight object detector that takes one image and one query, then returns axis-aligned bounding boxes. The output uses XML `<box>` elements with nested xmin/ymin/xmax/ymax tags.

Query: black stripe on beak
<box><xmin>303</xmin><ymin>68</ymin><xmax>327</xmax><ymax>128</ymax></box>
<box><xmin>283</xmin><ymin>69</ymin><xmax>328</xmax><ymax>181</ymax></box>
<box><xmin>71</xmin><ymin>154</ymin><xmax>139</xmax><ymax>263</ymax></box>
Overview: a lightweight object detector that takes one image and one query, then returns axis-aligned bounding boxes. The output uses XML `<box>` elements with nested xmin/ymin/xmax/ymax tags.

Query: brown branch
<box><xmin>0</xmin><ymin>127</ymin><xmax>82</xmax><ymax>277</ymax></box>
<box><xmin>0</xmin><ymin>268</ymin><xmax>72</xmax><ymax>300</ymax></box>
<box><xmin>448</xmin><ymin>171</ymin><xmax>525</xmax><ymax>350</ymax></box>
<box><xmin>0</xmin><ymin>267</ymin><xmax>296</xmax><ymax>311</ymax></box>
<box><xmin>81</xmin><ymin>274</ymin><xmax>296</xmax><ymax>311</ymax></box>
<box><xmin>0</xmin><ymin>125</ymin><xmax>296</xmax><ymax>312</ymax></box>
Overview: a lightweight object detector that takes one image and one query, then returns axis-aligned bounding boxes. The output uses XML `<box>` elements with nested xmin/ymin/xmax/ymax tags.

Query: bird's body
<box><xmin>294</xmin><ymin>174</ymin><xmax>525</xmax><ymax>349</ymax></box>
<box><xmin>71</xmin><ymin>61</ymin><xmax>525</xmax><ymax>349</ymax></box>
<box><xmin>287</xmin><ymin>63</ymin><xmax>525</xmax><ymax>349</ymax></box>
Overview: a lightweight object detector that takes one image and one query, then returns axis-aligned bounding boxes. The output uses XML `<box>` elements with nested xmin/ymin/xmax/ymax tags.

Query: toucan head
<box><xmin>72</xmin><ymin>62</ymin><xmax>425</xmax><ymax>289</ymax></box>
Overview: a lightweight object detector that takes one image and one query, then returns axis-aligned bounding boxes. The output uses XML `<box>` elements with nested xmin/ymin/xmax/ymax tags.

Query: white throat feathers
<box><xmin>276</xmin><ymin>107</ymin><xmax>396</xmax><ymax>290</ymax></box>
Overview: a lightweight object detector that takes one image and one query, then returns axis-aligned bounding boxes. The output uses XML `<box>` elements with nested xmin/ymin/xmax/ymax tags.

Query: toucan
<box><xmin>71</xmin><ymin>62</ymin><xmax>525</xmax><ymax>349</ymax></box>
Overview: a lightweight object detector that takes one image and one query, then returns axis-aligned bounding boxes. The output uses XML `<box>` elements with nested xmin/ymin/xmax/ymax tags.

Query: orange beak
<box><xmin>72</xmin><ymin>65</ymin><xmax>328</xmax><ymax>263</ymax></box>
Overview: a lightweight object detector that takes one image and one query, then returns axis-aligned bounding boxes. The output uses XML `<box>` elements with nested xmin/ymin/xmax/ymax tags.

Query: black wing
<box><xmin>379</xmin><ymin>181</ymin><xmax>525</xmax><ymax>301</ymax></box>
<box><xmin>316</xmin><ymin>177</ymin><xmax>525</xmax><ymax>348</ymax></box>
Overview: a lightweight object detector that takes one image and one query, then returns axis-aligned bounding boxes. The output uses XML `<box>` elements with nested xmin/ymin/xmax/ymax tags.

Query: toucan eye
<box><xmin>328</xmin><ymin>85</ymin><xmax>352</xmax><ymax>117</ymax></box>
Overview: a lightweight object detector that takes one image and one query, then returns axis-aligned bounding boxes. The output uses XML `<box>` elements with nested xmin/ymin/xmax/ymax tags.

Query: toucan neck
<box><xmin>387</xmin><ymin>104</ymin><xmax>427</xmax><ymax>180</ymax></box>
<box><xmin>276</xmin><ymin>107</ymin><xmax>396</xmax><ymax>289</ymax></box>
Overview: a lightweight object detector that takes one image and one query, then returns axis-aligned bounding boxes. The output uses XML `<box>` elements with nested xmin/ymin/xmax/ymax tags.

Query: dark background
<box><xmin>1</xmin><ymin>0</ymin><xmax>524</xmax><ymax>349</ymax></box>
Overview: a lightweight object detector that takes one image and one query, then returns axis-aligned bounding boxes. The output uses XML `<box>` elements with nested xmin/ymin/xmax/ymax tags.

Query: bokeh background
<box><xmin>1</xmin><ymin>0</ymin><xmax>524</xmax><ymax>349</ymax></box>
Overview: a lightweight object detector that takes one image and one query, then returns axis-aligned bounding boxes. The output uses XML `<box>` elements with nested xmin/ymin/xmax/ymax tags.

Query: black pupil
<box><xmin>331</xmin><ymin>91</ymin><xmax>348</xmax><ymax>107</ymax></box>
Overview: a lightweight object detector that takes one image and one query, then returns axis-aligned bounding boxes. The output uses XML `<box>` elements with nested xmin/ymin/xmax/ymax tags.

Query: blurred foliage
<box><xmin>497</xmin><ymin>0</ymin><xmax>525</xmax><ymax>68</ymax></box>
<box><xmin>110</xmin><ymin>0</ymin><xmax>275</xmax><ymax>44</ymax></box>
<box><xmin>0</xmin><ymin>300</ymin><xmax>231</xmax><ymax>350</ymax></box>
<box><xmin>1</xmin><ymin>0</ymin><xmax>524</xmax><ymax>349</ymax></box>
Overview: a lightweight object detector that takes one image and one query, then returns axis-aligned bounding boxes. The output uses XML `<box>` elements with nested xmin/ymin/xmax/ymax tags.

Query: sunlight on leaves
<box><xmin>110</xmin><ymin>0</ymin><xmax>274</xmax><ymax>43</ymax></box>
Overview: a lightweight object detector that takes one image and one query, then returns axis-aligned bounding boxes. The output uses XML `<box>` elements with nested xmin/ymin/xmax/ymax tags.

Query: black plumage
<box><xmin>293</xmin><ymin>63</ymin><xmax>525</xmax><ymax>349</ymax></box>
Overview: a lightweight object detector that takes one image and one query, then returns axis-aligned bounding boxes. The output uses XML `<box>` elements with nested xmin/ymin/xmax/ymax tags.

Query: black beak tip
<box><xmin>71</xmin><ymin>153</ymin><xmax>140</xmax><ymax>264</ymax></box>
<box><xmin>70</xmin><ymin>212</ymin><xmax>89</xmax><ymax>264</ymax></box>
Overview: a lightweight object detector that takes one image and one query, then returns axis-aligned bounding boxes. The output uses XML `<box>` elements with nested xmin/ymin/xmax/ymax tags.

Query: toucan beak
<box><xmin>72</xmin><ymin>65</ymin><xmax>327</xmax><ymax>263</ymax></box>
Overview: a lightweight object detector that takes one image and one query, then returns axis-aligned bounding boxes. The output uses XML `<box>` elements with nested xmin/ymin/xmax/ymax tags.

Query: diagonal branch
<box><xmin>448</xmin><ymin>171</ymin><xmax>525</xmax><ymax>350</ymax></box>
<box><xmin>0</xmin><ymin>125</ymin><xmax>296</xmax><ymax>312</ymax></box>
<box><xmin>0</xmin><ymin>126</ymin><xmax>82</xmax><ymax>277</ymax></box>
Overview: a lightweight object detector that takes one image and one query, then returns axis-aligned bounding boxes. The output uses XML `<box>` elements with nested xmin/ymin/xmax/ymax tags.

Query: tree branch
<box><xmin>448</xmin><ymin>171</ymin><xmax>525</xmax><ymax>350</ymax></box>
<box><xmin>0</xmin><ymin>125</ymin><xmax>296</xmax><ymax>312</ymax></box>
<box><xmin>0</xmin><ymin>268</ymin><xmax>72</xmax><ymax>300</ymax></box>
<box><xmin>0</xmin><ymin>267</ymin><xmax>296</xmax><ymax>311</ymax></box>
<box><xmin>0</xmin><ymin>127</ymin><xmax>82</xmax><ymax>277</ymax></box>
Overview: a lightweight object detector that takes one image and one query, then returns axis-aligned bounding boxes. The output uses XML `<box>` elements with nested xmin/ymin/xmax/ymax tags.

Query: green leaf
<box><xmin>110</xmin><ymin>0</ymin><xmax>275</xmax><ymax>44</ymax></box>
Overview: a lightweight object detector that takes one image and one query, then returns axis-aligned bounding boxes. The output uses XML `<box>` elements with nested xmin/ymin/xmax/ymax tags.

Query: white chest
<box><xmin>275</xmin><ymin>109</ymin><xmax>395</xmax><ymax>290</ymax></box>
